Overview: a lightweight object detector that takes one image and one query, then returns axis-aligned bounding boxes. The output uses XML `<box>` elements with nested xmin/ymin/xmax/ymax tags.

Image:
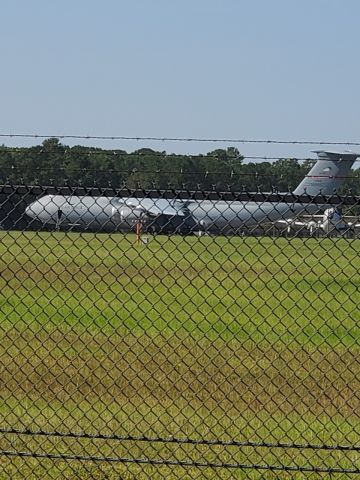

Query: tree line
<box><xmin>0</xmin><ymin>138</ymin><xmax>359</xmax><ymax>194</ymax></box>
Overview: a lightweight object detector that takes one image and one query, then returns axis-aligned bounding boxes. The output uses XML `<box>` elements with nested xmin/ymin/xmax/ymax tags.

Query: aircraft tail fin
<box><xmin>293</xmin><ymin>150</ymin><xmax>359</xmax><ymax>196</ymax></box>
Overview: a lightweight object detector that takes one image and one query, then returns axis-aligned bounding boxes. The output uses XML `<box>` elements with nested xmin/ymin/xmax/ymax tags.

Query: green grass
<box><xmin>1</xmin><ymin>231</ymin><xmax>360</xmax><ymax>478</ymax></box>
<box><xmin>1</xmin><ymin>232</ymin><xmax>359</xmax><ymax>344</ymax></box>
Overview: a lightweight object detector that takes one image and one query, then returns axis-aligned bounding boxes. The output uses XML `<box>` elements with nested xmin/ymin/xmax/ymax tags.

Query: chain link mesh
<box><xmin>1</xmin><ymin>183</ymin><xmax>360</xmax><ymax>479</ymax></box>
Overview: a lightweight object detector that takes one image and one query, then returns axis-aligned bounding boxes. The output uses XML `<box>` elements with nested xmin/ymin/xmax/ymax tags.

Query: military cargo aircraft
<box><xmin>25</xmin><ymin>151</ymin><xmax>359</xmax><ymax>235</ymax></box>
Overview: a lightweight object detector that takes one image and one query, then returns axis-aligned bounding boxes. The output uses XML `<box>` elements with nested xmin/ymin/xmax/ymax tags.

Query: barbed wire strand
<box><xmin>1</xmin><ymin>165</ymin><xmax>360</xmax><ymax>180</ymax></box>
<box><xmin>2</xmin><ymin>146</ymin><xmax>360</xmax><ymax>165</ymax></box>
<box><xmin>0</xmin><ymin>147</ymin><xmax>321</xmax><ymax>162</ymax></box>
<box><xmin>1</xmin><ymin>133</ymin><xmax>360</xmax><ymax>146</ymax></box>
<box><xmin>0</xmin><ymin>166</ymin><xmax>324</xmax><ymax>179</ymax></box>
<box><xmin>1</xmin><ymin>449</ymin><xmax>360</xmax><ymax>474</ymax></box>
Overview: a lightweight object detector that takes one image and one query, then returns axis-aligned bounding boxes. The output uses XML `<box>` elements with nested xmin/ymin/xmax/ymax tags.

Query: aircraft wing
<box><xmin>348</xmin><ymin>222</ymin><xmax>360</xmax><ymax>229</ymax></box>
<box><xmin>126</xmin><ymin>198</ymin><xmax>187</xmax><ymax>217</ymax></box>
<box><xmin>276</xmin><ymin>219</ymin><xmax>315</xmax><ymax>227</ymax></box>
<box><xmin>145</xmin><ymin>204</ymin><xmax>186</xmax><ymax>217</ymax></box>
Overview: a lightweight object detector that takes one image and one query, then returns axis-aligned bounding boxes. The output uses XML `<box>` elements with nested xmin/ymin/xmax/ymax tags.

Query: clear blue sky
<box><xmin>1</xmin><ymin>0</ymin><xmax>360</xmax><ymax>160</ymax></box>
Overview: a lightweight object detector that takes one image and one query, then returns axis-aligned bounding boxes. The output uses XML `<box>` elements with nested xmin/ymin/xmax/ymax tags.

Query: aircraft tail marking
<box><xmin>293</xmin><ymin>150</ymin><xmax>359</xmax><ymax>196</ymax></box>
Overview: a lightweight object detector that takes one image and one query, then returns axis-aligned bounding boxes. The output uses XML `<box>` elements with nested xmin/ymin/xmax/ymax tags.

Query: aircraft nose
<box><xmin>25</xmin><ymin>196</ymin><xmax>62</xmax><ymax>225</ymax></box>
<box><xmin>25</xmin><ymin>203</ymin><xmax>36</xmax><ymax>218</ymax></box>
<box><xmin>25</xmin><ymin>201</ymin><xmax>44</xmax><ymax>219</ymax></box>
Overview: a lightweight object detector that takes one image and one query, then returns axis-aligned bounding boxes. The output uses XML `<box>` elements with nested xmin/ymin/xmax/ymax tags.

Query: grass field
<box><xmin>1</xmin><ymin>231</ymin><xmax>360</xmax><ymax>478</ymax></box>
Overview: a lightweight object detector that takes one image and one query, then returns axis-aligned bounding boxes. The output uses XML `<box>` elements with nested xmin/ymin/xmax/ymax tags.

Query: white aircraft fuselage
<box><xmin>25</xmin><ymin>195</ymin><xmax>319</xmax><ymax>234</ymax></box>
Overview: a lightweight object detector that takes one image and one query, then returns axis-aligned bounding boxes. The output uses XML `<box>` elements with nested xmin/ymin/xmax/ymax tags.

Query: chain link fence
<box><xmin>1</xmin><ymin>182</ymin><xmax>360</xmax><ymax>479</ymax></box>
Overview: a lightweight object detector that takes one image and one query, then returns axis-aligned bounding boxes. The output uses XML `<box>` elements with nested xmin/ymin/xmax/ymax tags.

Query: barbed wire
<box><xmin>2</xmin><ymin>146</ymin><xmax>360</xmax><ymax>165</ymax></box>
<box><xmin>0</xmin><ymin>165</ymin><xmax>313</xmax><ymax>179</ymax></box>
<box><xmin>0</xmin><ymin>146</ymin><xmax>320</xmax><ymax>162</ymax></box>
<box><xmin>1</xmin><ymin>449</ymin><xmax>359</xmax><ymax>474</ymax></box>
<box><xmin>1</xmin><ymin>164</ymin><xmax>359</xmax><ymax>183</ymax></box>
<box><xmin>2</xmin><ymin>172</ymin><xmax>359</xmax><ymax>184</ymax></box>
<box><xmin>2</xmin><ymin>184</ymin><xmax>359</xmax><ymax>204</ymax></box>
<box><xmin>1</xmin><ymin>133</ymin><xmax>360</xmax><ymax>146</ymax></box>
<box><xmin>2</xmin><ymin>426</ymin><xmax>360</xmax><ymax>452</ymax></box>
